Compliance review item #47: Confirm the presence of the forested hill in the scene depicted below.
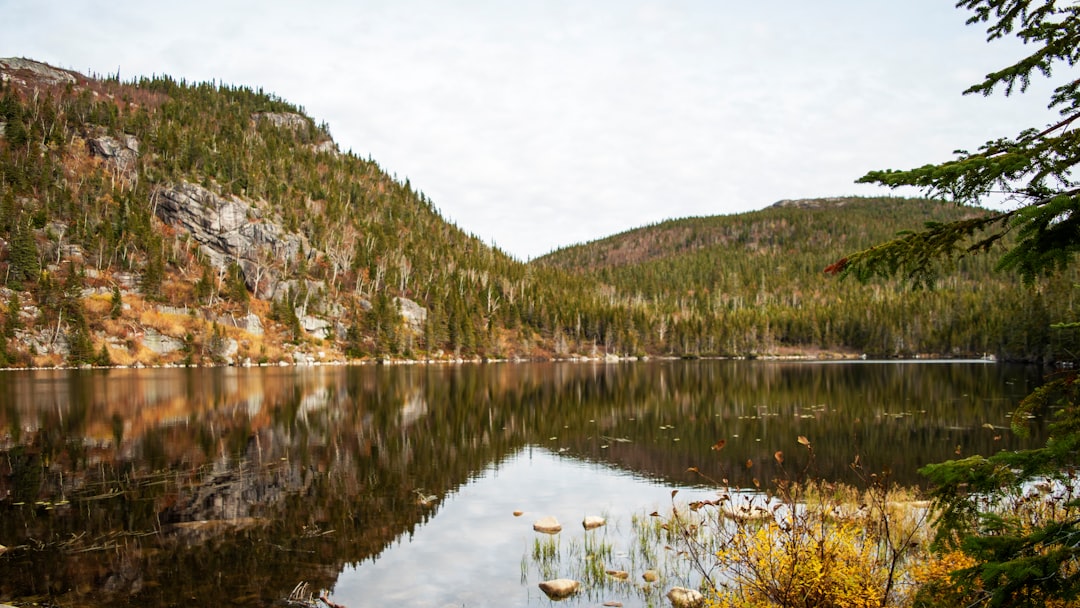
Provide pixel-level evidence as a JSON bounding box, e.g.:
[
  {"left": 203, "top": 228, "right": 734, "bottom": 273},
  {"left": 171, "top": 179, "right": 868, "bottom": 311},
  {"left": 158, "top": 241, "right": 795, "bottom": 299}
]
[
  {"left": 537, "top": 197, "right": 984, "bottom": 273},
  {"left": 535, "top": 197, "right": 1079, "bottom": 361},
  {"left": 0, "top": 57, "right": 575, "bottom": 366},
  {"left": 0, "top": 58, "right": 1073, "bottom": 366}
]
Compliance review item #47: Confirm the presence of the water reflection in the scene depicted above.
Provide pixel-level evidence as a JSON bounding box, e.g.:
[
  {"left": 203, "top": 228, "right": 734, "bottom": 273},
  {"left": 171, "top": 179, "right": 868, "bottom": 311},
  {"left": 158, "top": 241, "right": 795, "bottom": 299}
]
[{"left": 0, "top": 361, "right": 1047, "bottom": 606}]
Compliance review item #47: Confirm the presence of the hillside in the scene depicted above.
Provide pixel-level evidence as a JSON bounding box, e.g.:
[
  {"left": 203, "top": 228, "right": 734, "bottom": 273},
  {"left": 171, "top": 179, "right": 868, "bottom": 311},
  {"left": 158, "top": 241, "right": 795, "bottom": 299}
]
[
  {"left": 0, "top": 57, "right": 588, "bottom": 366},
  {"left": 0, "top": 57, "right": 1072, "bottom": 366},
  {"left": 536, "top": 197, "right": 1079, "bottom": 360}
]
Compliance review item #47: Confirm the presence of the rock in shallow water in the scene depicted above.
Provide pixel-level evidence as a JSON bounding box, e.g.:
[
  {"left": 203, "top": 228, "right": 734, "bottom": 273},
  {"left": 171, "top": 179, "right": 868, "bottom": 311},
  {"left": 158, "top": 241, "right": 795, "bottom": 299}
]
[
  {"left": 666, "top": 587, "right": 705, "bottom": 608},
  {"left": 538, "top": 578, "right": 580, "bottom": 599},
  {"left": 533, "top": 516, "right": 562, "bottom": 533},
  {"left": 582, "top": 515, "right": 606, "bottom": 529}
]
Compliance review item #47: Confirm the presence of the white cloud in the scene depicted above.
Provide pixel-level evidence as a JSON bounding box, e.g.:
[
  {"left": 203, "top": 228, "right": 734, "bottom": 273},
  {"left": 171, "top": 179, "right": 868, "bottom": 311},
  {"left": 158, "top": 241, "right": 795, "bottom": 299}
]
[{"left": 0, "top": 0, "right": 1058, "bottom": 259}]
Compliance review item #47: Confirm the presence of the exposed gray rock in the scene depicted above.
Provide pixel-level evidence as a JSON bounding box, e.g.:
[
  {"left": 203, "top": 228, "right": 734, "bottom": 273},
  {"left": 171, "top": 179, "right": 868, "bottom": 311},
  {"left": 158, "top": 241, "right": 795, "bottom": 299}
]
[
  {"left": 252, "top": 111, "right": 309, "bottom": 131},
  {"left": 15, "top": 328, "right": 69, "bottom": 357},
  {"left": 215, "top": 312, "right": 263, "bottom": 336},
  {"left": 142, "top": 329, "right": 185, "bottom": 355},
  {"left": 154, "top": 182, "right": 313, "bottom": 299},
  {"left": 0, "top": 57, "right": 77, "bottom": 85},
  {"left": 58, "top": 244, "right": 85, "bottom": 263},
  {"left": 211, "top": 337, "right": 239, "bottom": 364},
  {"left": 80, "top": 287, "right": 111, "bottom": 298},
  {"left": 273, "top": 279, "right": 327, "bottom": 305},
  {"left": 300, "top": 314, "right": 332, "bottom": 339},
  {"left": 158, "top": 305, "right": 190, "bottom": 317},
  {"left": 292, "top": 351, "right": 316, "bottom": 365},
  {"left": 310, "top": 140, "right": 338, "bottom": 155},
  {"left": 395, "top": 296, "right": 427, "bottom": 332},
  {"left": 771, "top": 197, "right": 849, "bottom": 209},
  {"left": 112, "top": 272, "right": 139, "bottom": 291},
  {"left": 240, "top": 312, "right": 264, "bottom": 335},
  {"left": 88, "top": 134, "right": 139, "bottom": 177}
]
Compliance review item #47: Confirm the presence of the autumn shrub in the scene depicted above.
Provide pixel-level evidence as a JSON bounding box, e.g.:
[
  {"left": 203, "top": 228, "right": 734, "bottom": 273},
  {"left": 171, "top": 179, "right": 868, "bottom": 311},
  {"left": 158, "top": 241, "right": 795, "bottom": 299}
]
[
  {"left": 667, "top": 438, "right": 934, "bottom": 608},
  {"left": 709, "top": 517, "right": 892, "bottom": 608},
  {"left": 908, "top": 547, "right": 979, "bottom": 608}
]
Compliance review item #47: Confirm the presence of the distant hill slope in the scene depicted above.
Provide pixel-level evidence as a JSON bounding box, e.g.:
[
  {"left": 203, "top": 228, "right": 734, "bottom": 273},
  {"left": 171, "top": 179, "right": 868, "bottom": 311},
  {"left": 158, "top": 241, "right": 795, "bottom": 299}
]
[
  {"left": 0, "top": 58, "right": 1073, "bottom": 365},
  {"left": 535, "top": 197, "right": 1077, "bottom": 360},
  {"left": 537, "top": 197, "right": 984, "bottom": 272}
]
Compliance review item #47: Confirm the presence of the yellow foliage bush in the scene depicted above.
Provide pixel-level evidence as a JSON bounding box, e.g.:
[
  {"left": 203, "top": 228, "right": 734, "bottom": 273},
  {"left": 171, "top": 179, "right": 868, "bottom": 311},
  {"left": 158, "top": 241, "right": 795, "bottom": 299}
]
[
  {"left": 907, "top": 549, "right": 978, "bottom": 608},
  {"left": 663, "top": 478, "right": 934, "bottom": 608},
  {"left": 708, "top": 518, "right": 898, "bottom": 608}
]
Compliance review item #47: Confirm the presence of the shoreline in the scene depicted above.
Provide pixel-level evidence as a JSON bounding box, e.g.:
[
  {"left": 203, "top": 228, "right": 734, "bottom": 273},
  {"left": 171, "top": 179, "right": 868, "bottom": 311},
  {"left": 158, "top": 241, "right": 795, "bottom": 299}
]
[{"left": 0, "top": 351, "right": 1003, "bottom": 373}]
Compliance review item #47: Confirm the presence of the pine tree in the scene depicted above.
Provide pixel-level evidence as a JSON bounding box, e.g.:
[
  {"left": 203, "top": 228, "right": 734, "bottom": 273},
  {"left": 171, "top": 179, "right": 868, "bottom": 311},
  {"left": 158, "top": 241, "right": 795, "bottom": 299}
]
[
  {"left": 833, "top": 2, "right": 1080, "bottom": 605},
  {"left": 7, "top": 217, "right": 39, "bottom": 289}
]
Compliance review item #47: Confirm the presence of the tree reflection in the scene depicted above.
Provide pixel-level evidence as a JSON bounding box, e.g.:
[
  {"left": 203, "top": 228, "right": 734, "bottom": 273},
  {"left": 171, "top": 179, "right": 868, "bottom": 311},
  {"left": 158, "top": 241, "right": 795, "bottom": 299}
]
[{"left": 0, "top": 361, "right": 1046, "bottom": 606}]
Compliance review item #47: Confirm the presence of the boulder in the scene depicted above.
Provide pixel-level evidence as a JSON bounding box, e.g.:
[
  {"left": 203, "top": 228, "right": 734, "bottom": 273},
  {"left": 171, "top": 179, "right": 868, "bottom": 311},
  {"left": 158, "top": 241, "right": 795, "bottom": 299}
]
[
  {"left": 215, "top": 312, "right": 264, "bottom": 336},
  {"left": 533, "top": 516, "right": 562, "bottom": 534},
  {"left": 211, "top": 337, "right": 239, "bottom": 364},
  {"left": 142, "top": 329, "right": 185, "bottom": 355},
  {"left": 583, "top": 515, "right": 606, "bottom": 530},
  {"left": 605, "top": 569, "right": 629, "bottom": 580},
  {"left": 300, "top": 314, "right": 332, "bottom": 339},
  {"left": 292, "top": 352, "right": 316, "bottom": 366},
  {"left": 311, "top": 140, "right": 338, "bottom": 155},
  {"left": 88, "top": 134, "right": 139, "bottom": 177},
  {"left": 395, "top": 296, "right": 428, "bottom": 332},
  {"left": 642, "top": 570, "right": 659, "bottom": 583},
  {"left": 666, "top": 587, "right": 705, "bottom": 608},
  {"left": 538, "top": 579, "right": 579, "bottom": 600}
]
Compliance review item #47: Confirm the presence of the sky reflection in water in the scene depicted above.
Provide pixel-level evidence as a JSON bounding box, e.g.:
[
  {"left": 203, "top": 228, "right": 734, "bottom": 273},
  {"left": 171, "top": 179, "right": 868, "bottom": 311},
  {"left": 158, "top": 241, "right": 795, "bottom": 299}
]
[
  {"left": 0, "top": 361, "right": 1048, "bottom": 607},
  {"left": 335, "top": 446, "right": 710, "bottom": 607}
]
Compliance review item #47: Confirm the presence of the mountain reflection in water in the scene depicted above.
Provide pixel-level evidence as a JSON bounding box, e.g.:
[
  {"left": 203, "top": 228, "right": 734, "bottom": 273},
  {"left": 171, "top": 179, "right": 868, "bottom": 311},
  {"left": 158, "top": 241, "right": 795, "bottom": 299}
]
[{"left": 0, "top": 360, "right": 1046, "bottom": 606}]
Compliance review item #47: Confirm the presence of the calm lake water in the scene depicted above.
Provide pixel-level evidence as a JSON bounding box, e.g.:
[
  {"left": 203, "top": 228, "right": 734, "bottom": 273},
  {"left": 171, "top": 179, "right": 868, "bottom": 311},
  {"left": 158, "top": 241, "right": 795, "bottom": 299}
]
[{"left": 0, "top": 360, "right": 1048, "bottom": 607}]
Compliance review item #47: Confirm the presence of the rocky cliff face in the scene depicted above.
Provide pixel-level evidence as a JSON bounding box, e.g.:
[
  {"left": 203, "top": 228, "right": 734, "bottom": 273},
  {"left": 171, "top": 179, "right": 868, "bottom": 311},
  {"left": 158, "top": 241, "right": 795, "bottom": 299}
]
[
  {"left": 154, "top": 182, "right": 314, "bottom": 300},
  {"left": 0, "top": 57, "right": 77, "bottom": 85},
  {"left": 0, "top": 57, "right": 538, "bottom": 368}
]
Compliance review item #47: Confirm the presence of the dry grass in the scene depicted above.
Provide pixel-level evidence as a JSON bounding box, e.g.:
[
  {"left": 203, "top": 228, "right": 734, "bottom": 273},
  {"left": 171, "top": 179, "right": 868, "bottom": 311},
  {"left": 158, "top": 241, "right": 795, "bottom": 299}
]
[{"left": 137, "top": 306, "right": 190, "bottom": 337}]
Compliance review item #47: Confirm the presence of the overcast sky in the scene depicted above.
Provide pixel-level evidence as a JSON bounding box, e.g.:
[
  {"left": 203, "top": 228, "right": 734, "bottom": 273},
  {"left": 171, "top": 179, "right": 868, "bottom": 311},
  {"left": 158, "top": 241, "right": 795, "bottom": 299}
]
[{"left": 0, "top": 1, "right": 1058, "bottom": 260}]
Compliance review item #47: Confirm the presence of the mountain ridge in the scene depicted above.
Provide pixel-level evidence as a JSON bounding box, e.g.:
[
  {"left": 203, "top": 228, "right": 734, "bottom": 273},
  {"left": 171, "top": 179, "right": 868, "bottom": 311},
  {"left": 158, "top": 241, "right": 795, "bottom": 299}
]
[{"left": 0, "top": 57, "right": 1072, "bottom": 366}]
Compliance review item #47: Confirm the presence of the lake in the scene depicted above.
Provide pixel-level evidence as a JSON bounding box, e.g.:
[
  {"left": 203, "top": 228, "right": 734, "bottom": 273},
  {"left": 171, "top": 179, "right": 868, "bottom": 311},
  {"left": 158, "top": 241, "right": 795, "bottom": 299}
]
[{"left": 0, "top": 360, "right": 1048, "bottom": 607}]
